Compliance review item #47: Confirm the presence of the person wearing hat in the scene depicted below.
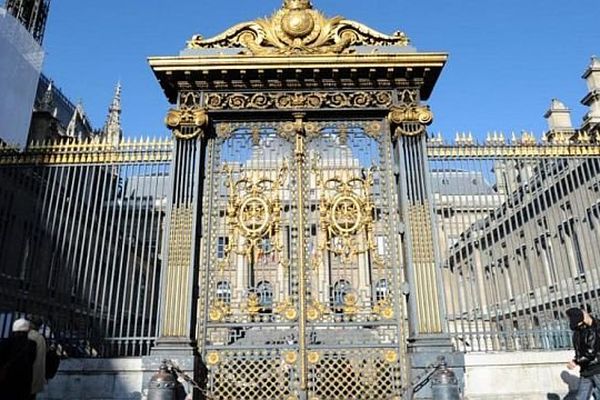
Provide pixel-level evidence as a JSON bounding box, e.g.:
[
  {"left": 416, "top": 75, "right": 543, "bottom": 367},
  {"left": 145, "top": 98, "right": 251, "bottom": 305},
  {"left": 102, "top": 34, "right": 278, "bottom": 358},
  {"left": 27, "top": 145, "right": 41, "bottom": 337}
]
[
  {"left": 566, "top": 307, "right": 600, "bottom": 399},
  {"left": 0, "top": 318, "right": 37, "bottom": 400}
]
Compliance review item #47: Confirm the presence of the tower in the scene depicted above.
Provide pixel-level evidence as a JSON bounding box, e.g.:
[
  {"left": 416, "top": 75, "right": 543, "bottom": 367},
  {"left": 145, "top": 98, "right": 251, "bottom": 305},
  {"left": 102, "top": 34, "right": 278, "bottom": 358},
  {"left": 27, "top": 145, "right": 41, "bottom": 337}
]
[
  {"left": 4, "top": 0, "right": 50, "bottom": 44},
  {"left": 101, "top": 82, "right": 122, "bottom": 146}
]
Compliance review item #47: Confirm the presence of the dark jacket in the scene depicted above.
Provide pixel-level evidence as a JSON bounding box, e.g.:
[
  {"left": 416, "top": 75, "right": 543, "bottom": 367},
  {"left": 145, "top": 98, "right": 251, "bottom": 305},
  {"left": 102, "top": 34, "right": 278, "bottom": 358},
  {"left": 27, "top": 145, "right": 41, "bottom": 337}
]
[
  {"left": 573, "top": 319, "right": 600, "bottom": 377},
  {"left": 0, "top": 333, "right": 37, "bottom": 400}
]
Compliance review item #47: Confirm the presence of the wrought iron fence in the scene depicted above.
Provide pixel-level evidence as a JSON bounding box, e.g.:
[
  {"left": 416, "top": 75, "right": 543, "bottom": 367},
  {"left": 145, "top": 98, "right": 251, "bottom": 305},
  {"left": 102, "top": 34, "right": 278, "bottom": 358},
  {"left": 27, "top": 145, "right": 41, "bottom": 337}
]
[
  {"left": 429, "top": 134, "right": 600, "bottom": 352},
  {"left": 3, "top": 132, "right": 600, "bottom": 357},
  {"left": 0, "top": 138, "right": 172, "bottom": 357}
]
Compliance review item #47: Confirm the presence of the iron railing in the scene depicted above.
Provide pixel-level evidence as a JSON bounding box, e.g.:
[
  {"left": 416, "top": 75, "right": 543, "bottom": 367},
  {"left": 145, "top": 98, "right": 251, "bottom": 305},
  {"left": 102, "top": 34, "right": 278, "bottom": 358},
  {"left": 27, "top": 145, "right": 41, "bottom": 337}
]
[
  {"left": 429, "top": 133, "right": 600, "bottom": 352},
  {"left": 2, "top": 133, "right": 600, "bottom": 356},
  {"left": 0, "top": 138, "right": 172, "bottom": 357}
]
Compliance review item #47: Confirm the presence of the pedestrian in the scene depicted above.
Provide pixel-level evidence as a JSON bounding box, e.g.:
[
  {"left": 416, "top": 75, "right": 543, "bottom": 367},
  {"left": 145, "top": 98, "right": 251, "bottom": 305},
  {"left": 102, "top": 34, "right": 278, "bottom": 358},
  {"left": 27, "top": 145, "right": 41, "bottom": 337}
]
[
  {"left": 27, "top": 317, "right": 47, "bottom": 399},
  {"left": 566, "top": 307, "right": 600, "bottom": 399},
  {"left": 0, "top": 318, "right": 37, "bottom": 400}
]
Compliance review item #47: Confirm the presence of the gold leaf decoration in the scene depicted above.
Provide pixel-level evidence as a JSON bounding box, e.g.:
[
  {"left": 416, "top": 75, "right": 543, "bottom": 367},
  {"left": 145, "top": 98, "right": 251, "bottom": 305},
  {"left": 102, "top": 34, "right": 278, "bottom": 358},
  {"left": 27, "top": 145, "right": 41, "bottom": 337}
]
[
  {"left": 383, "top": 350, "right": 398, "bottom": 364},
  {"left": 283, "top": 351, "right": 298, "bottom": 364},
  {"left": 165, "top": 92, "right": 209, "bottom": 140},
  {"left": 206, "top": 351, "right": 221, "bottom": 366},
  {"left": 187, "top": 1, "right": 409, "bottom": 55},
  {"left": 307, "top": 351, "right": 320, "bottom": 364},
  {"left": 388, "top": 104, "right": 433, "bottom": 138}
]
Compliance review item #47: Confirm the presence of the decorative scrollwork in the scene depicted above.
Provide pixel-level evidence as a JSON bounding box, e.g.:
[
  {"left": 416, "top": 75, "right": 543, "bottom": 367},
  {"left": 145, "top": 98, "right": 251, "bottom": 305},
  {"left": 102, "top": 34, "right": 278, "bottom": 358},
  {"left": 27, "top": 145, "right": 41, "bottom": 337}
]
[
  {"left": 306, "top": 298, "right": 329, "bottom": 321},
  {"left": 204, "top": 91, "right": 393, "bottom": 111},
  {"left": 364, "top": 121, "right": 382, "bottom": 138},
  {"left": 313, "top": 165, "right": 384, "bottom": 268},
  {"left": 373, "top": 297, "right": 394, "bottom": 319},
  {"left": 187, "top": 0, "right": 409, "bottom": 55},
  {"left": 165, "top": 92, "right": 209, "bottom": 140},
  {"left": 342, "top": 292, "right": 359, "bottom": 316},
  {"left": 388, "top": 103, "right": 433, "bottom": 138},
  {"left": 215, "top": 122, "right": 232, "bottom": 139},
  {"left": 209, "top": 299, "right": 231, "bottom": 322},
  {"left": 222, "top": 163, "right": 288, "bottom": 259},
  {"left": 274, "top": 297, "right": 298, "bottom": 321},
  {"left": 244, "top": 292, "right": 262, "bottom": 317}
]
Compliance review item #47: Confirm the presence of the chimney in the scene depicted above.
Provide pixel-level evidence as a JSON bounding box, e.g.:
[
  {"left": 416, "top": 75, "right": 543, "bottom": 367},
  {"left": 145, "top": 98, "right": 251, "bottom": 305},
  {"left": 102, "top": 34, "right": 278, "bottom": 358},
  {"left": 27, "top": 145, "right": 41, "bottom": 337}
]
[
  {"left": 582, "top": 56, "right": 600, "bottom": 129},
  {"left": 544, "top": 99, "right": 573, "bottom": 131}
]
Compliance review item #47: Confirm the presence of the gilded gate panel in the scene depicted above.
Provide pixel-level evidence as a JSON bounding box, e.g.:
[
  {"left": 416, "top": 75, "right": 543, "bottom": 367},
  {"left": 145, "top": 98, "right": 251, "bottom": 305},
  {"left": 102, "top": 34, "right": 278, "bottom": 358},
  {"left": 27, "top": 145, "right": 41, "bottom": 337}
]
[{"left": 198, "top": 121, "right": 406, "bottom": 399}]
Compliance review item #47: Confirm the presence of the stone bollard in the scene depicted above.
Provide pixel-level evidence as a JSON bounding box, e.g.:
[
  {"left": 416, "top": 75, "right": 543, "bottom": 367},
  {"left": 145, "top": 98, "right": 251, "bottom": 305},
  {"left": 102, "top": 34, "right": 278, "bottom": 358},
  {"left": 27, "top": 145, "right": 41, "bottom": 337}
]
[
  {"left": 431, "top": 357, "right": 460, "bottom": 400},
  {"left": 148, "top": 360, "right": 178, "bottom": 400}
]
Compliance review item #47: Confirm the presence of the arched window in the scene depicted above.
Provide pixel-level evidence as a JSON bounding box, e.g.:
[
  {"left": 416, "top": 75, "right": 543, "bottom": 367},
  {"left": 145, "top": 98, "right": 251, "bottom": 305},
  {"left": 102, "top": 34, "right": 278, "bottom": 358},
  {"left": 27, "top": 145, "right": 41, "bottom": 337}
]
[
  {"left": 216, "top": 281, "right": 231, "bottom": 304},
  {"left": 256, "top": 281, "right": 273, "bottom": 311},
  {"left": 331, "top": 279, "right": 352, "bottom": 311},
  {"left": 374, "top": 279, "right": 389, "bottom": 302}
]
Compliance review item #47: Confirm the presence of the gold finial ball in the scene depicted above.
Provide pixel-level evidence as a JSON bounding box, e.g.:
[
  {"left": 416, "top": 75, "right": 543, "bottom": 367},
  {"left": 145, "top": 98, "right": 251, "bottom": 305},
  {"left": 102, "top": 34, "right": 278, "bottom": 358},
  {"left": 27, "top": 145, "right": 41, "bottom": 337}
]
[
  {"left": 284, "top": 0, "right": 312, "bottom": 10},
  {"left": 282, "top": 9, "right": 315, "bottom": 38}
]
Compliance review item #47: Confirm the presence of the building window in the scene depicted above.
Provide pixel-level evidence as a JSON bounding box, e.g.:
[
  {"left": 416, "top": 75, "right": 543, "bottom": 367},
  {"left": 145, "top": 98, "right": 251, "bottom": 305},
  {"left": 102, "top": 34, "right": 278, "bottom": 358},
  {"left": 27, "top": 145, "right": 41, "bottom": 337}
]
[
  {"left": 331, "top": 279, "right": 352, "bottom": 312},
  {"left": 217, "top": 236, "right": 229, "bottom": 259},
  {"left": 374, "top": 279, "right": 389, "bottom": 302},
  {"left": 257, "top": 238, "right": 275, "bottom": 263},
  {"left": 261, "top": 238, "right": 272, "bottom": 253},
  {"left": 216, "top": 281, "right": 231, "bottom": 304},
  {"left": 516, "top": 246, "right": 535, "bottom": 293},
  {"left": 535, "top": 236, "right": 557, "bottom": 287},
  {"left": 376, "top": 236, "right": 385, "bottom": 256},
  {"left": 256, "top": 281, "right": 273, "bottom": 312},
  {"left": 559, "top": 220, "right": 585, "bottom": 276},
  {"left": 587, "top": 203, "right": 600, "bottom": 231},
  {"left": 498, "top": 257, "right": 513, "bottom": 300}
]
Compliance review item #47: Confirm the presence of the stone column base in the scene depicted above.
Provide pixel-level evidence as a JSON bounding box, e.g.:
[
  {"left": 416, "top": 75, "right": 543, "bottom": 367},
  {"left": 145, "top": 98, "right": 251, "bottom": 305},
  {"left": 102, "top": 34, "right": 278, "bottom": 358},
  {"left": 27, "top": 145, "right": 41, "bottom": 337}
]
[{"left": 407, "top": 334, "right": 464, "bottom": 399}]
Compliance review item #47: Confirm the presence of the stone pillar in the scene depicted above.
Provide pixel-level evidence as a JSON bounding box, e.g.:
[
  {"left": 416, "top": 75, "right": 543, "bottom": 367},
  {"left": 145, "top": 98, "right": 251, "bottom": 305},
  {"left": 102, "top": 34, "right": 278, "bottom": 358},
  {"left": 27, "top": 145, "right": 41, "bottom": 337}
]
[
  {"left": 153, "top": 91, "right": 208, "bottom": 355},
  {"left": 389, "top": 96, "right": 464, "bottom": 398},
  {"left": 144, "top": 92, "right": 208, "bottom": 399}
]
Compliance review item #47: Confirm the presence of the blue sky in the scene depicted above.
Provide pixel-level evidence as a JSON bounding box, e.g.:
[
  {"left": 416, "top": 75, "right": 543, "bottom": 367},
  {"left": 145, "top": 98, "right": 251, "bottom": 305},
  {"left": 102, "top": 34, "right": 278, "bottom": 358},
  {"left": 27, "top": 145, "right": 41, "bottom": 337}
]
[{"left": 40, "top": 0, "right": 600, "bottom": 140}]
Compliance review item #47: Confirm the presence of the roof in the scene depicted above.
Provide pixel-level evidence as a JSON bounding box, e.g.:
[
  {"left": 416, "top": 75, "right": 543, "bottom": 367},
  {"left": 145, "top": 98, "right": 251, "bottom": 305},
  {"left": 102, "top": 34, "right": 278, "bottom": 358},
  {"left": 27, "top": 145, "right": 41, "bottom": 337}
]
[{"left": 430, "top": 170, "right": 496, "bottom": 195}]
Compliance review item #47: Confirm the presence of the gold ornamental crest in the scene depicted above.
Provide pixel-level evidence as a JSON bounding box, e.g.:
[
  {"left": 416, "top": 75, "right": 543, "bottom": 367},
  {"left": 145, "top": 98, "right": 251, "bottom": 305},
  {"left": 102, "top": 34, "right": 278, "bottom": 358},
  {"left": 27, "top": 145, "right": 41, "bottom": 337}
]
[
  {"left": 220, "top": 164, "right": 288, "bottom": 263},
  {"left": 312, "top": 165, "right": 384, "bottom": 268},
  {"left": 330, "top": 193, "right": 365, "bottom": 236},
  {"left": 237, "top": 195, "right": 271, "bottom": 238},
  {"left": 187, "top": 0, "right": 409, "bottom": 55}
]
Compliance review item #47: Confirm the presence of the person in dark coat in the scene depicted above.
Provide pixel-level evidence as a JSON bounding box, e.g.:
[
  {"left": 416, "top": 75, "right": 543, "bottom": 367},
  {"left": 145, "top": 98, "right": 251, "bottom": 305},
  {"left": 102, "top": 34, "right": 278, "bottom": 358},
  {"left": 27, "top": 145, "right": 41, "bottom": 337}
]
[
  {"left": 27, "top": 317, "right": 46, "bottom": 399},
  {"left": 566, "top": 307, "right": 600, "bottom": 400},
  {"left": 0, "top": 318, "right": 38, "bottom": 400}
]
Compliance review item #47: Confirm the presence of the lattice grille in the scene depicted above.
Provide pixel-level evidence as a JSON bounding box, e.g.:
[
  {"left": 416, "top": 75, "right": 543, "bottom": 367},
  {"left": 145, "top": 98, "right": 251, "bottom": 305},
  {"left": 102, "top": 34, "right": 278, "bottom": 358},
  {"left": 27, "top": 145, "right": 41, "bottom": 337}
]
[
  {"left": 308, "top": 350, "right": 402, "bottom": 400},
  {"left": 208, "top": 350, "right": 297, "bottom": 400}
]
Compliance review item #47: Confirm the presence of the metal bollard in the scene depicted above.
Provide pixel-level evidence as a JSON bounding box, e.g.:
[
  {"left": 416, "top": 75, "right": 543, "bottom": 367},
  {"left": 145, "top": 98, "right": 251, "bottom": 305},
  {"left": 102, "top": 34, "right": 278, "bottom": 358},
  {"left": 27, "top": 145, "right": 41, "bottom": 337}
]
[
  {"left": 431, "top": 357, "right": 460, "bottom": 400},
  {"left": 148, "top": 360, "right": 178, "bottom": 400}
]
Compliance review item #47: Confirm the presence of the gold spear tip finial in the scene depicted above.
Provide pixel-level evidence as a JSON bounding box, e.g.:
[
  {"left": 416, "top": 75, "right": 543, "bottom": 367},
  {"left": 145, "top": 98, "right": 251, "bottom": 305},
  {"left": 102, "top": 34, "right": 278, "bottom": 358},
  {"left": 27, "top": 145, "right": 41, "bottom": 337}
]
[{"left": 283, "top": 0, "right": 312, "bottom": 10}]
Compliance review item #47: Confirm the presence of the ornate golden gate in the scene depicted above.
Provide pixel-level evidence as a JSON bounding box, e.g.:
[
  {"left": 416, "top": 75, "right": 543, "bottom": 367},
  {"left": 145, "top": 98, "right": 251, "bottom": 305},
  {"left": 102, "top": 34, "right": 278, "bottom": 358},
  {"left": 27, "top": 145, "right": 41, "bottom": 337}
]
[
  {"left": 197, "top": 119, "right": 405, "bottom": 399},
  {"left": 150, "top": 1, "right": 449, "bottom": 398}
]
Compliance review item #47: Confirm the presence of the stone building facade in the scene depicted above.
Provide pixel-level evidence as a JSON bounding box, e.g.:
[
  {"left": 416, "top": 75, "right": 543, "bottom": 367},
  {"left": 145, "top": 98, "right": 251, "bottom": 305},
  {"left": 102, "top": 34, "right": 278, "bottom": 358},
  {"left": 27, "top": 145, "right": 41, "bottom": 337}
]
[{"left": 433, "top": 57, "right": 600, "bottom": 353}]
